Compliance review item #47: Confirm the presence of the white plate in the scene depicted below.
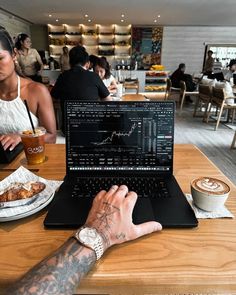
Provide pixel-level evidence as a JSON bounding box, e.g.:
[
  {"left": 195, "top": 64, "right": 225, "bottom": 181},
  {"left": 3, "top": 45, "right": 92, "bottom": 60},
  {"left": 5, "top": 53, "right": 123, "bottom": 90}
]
[{"left": 0, "top": 192, "right": 54, "bottom": 222}]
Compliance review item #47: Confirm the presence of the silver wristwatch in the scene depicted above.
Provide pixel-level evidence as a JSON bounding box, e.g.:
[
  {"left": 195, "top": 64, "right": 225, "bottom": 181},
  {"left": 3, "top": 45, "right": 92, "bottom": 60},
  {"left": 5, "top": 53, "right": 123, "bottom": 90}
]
[{"left": 73, "top": 226, "right": 104, "bottom": 260}]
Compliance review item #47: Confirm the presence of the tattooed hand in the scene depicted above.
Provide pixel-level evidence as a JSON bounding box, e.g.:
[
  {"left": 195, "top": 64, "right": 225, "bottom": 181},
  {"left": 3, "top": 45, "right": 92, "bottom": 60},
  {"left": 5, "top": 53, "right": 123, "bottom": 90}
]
[
  {"left": 8, "top": 185, "right": 162, "bottom": 295},
  {"left": 85, "top": 185, "right": 162, "bottom": 251}
]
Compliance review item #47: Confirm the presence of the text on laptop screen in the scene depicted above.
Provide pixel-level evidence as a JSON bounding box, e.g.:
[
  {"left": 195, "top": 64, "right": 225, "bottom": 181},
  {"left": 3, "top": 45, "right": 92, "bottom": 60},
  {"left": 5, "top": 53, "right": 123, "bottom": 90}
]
[{"left": 66, "top": 101, "right": 174, "bottom": 172}]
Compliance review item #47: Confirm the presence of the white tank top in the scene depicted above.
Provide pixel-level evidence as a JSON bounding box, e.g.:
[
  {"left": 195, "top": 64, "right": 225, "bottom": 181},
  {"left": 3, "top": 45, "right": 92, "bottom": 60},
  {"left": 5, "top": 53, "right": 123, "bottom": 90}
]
[{"left": 0, "top": 76, "right": 39, "bottom": 134}]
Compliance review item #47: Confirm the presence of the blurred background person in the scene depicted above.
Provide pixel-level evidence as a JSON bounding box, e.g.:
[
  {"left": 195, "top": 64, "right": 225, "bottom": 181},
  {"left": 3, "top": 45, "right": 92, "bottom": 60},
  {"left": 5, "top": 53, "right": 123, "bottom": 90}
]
[
  {"left": 94, "top": 57, "right": 118, "bottom": 94},
  {"left": 0, "top": 29, "right": 56, "bottom": 151},
  {"left": 224, "top": 59, "right": 236, "bottom": 81},
  {"left": 203, "top": 50, "right": 214, "bottom": 75},
  {"left": 51, "top": 46, "right": 111, "bottom": 134},
  {"left": 170, "top": 63, "right": 197, "bottom": 91},
  {"left": 59, "top": 46, "right": 70, "bottom": 72},
  {"left": 89, "top": 54, "right": 99, "bottom": 71},
  {"left": 15, "top": 33, "right": 43, "bottom": 83}
]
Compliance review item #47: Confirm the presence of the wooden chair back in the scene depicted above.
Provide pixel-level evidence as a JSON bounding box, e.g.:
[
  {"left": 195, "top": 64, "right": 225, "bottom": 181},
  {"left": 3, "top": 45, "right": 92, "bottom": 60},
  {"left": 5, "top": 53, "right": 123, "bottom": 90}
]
[
  {"left": 198, "top": 84, "right": 212, "bottom": 101},
  {"left": 165, "top": 78, "right": 172, "bottom": 100},
  {"left": 212, "top": 87, "right": 226, "bottom": 104}
]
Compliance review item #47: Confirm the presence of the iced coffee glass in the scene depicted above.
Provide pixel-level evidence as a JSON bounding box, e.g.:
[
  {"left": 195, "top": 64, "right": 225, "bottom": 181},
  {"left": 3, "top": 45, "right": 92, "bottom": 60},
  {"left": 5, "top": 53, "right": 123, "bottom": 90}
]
[{"left": 20, "top": 127, "right": 46, "bottom": 164}]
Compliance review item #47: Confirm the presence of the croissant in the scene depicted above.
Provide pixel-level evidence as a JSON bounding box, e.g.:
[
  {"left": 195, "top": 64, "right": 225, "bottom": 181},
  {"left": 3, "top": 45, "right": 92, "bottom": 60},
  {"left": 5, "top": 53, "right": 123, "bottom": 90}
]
[{"left": 0, "top": 182, "right": 46, "bottom": 202}]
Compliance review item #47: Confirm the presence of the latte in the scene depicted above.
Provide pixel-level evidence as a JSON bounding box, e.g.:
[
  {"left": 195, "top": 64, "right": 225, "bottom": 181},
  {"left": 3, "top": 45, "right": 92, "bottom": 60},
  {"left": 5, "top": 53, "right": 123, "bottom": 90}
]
[
  {"left": 192, "top": 177, "right": 230, "bottom": 195},
  {"left": 191, "top": 177, "right": 230, "bottom": 212}
]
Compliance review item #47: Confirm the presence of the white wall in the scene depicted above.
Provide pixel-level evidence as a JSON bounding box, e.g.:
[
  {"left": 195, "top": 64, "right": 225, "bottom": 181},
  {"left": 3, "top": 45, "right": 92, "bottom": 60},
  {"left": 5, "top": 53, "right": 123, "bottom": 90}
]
[
  {"left": 161, "top": 26, "right": 236, "bottom": 74},
  {"left": 0, "top": 10, "right": 30, "bottom": 39}
]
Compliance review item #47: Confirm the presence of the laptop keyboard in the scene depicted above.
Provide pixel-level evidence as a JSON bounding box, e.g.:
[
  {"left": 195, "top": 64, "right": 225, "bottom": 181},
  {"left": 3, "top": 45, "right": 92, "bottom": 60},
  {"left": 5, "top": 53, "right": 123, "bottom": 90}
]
[{"left": 71, "top": 177, "right": 170, "bottom": 198}]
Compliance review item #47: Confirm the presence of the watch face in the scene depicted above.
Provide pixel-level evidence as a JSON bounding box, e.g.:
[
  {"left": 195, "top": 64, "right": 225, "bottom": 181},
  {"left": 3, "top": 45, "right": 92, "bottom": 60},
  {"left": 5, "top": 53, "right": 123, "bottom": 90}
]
[{"left": 79, "top": 228, "right": 98, "bottom": 245}]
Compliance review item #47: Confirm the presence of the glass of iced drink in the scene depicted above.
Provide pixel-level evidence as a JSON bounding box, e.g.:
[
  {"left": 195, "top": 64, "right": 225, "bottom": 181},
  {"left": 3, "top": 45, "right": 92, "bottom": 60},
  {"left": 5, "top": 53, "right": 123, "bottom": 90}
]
[{"left": 20, "top": 127, "right": 46, "bottom": 164}]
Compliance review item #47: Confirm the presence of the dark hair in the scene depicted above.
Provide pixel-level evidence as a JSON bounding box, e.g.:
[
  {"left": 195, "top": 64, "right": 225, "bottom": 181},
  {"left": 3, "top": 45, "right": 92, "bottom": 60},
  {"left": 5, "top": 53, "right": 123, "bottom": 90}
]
[
  {"left": 15, "top": 33, "right": 30, "bottom": 50},
  {"left": 228, "top": 59, "right": 236, "bottom": 68},
  {"left": 208, "top": 50, "right": 213, "bottom": 55},
  {"left": 0, "top": 28, "right": 14, "bottom": 55},
  {"left": 95, "top": 57, "right": 111, "bottom": 79},
  {"left": 89, "top": 54, "right": 99, "bottom": 65},
  {"left": 178, "top": 63, "right": 186, "bottom": 70},
  {"left": 69, "top": 45, "right": 89, "bottom": 67}
]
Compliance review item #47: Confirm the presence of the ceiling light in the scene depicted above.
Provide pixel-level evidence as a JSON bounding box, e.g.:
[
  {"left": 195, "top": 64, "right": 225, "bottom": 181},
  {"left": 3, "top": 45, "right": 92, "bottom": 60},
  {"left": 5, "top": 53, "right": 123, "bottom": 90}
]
[
  {"left": 88, "top": 19, "right": 91, "bottom": 22},
  {"left": 154, "top": 19, "right": 157, "bottom": 23},
  {"left": 158, "top": 15, "right": 161, "bottom": 18},
  {"left": 121, "top": 14, "right": 125, "bottom": 18},
  {"left": 56, "top": 19, "right": 59, "bottom": 22},
  {"left": 121, "top": 19, "right": 124, "bottom": 22},
  {"left": 49, "top": 14, "right": 52, "bottom": 17},
  {"left": 85, "top": 14, "right": 88, "bottom": 17}
]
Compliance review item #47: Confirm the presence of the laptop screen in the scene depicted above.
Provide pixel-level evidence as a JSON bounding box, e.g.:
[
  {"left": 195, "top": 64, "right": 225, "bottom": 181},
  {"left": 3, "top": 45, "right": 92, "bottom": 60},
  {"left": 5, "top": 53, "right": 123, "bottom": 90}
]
[{"left": 65, "top": 101, "right": 174, "bottom": 173}]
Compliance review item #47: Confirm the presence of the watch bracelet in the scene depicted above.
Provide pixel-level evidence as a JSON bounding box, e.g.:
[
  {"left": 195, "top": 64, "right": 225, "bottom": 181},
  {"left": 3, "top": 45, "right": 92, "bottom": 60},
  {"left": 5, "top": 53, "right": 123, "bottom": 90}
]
[{"left": 72, "top": 227, "right": 104, "bottom": 260}]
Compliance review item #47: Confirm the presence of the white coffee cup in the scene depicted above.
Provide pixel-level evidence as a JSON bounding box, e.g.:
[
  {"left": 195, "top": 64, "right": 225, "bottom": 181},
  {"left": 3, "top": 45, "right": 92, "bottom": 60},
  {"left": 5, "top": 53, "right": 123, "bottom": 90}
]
[
  {"left": 191, "top": 177, "right": 230, "bottom": 212},
  {"left": 116, "top": 83, "right": 124, "bottom": 98}
]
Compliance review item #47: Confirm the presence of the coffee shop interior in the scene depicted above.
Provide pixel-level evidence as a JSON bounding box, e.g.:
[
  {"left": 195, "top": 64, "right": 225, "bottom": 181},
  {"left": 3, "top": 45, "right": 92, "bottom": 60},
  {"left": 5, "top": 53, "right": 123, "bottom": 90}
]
[{"left": 1, "top": 0, "right": 236, "bottom": 294}]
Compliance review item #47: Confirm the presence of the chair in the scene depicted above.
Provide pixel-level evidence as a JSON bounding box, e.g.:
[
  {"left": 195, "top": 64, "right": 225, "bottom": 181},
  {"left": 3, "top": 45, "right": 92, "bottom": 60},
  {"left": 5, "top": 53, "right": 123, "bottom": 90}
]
[
  {"left": 179, "top": 81, "right": 199, "bottom": 113},
  {"left": 206, "top": 86, "right": 236, "bottom": 130},
  {"left": 123, "top": 79, "right": 139, "bottom": 94},
  {"left": 165, "top": 78, "right": 180, "bottom": 102},
  {"left": 231, "top": 131, "right": 236, "bottom": 149},
  {"left": 165, "top": 78, "right": 171, "bottom": 100},
  {"left": 193, "top": 84, "right": 212, "bottom": 119}
]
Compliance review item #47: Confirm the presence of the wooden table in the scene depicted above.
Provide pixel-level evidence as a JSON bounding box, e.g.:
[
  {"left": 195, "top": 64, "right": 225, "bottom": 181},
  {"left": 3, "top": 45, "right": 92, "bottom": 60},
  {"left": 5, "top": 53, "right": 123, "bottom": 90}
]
[
  {"left": 121, "top": 94, "right": 148, "bottom": 101},
  {"left": 1, "top": 144, "right": 236, "bottom": 294}
]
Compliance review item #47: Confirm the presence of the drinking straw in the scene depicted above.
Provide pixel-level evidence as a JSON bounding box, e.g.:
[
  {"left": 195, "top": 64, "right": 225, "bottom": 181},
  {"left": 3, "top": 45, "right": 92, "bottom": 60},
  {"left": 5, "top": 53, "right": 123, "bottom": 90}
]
[{"left": 24, "top": 100, "right": 36, "bottom": 134}]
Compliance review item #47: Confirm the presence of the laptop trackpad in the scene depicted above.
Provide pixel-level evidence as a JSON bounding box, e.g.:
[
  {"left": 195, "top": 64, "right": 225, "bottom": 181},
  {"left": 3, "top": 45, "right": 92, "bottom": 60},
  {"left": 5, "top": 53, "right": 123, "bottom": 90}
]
[{"left": 132, "top": 198, "right": 155, "bottom": 225}]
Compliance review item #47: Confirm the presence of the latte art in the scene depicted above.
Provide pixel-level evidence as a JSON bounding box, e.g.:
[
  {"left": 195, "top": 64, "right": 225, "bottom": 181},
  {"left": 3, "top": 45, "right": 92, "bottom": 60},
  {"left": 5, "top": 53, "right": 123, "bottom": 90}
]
[{"left": 192, "top": 177, "right": 230, "bottom": 195}]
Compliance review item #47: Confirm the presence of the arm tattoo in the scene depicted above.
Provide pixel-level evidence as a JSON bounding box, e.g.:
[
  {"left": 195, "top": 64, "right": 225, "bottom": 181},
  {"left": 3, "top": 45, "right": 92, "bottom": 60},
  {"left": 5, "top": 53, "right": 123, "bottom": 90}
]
[{"left": 7, "top": 239, "right": 96, "bottom": 295}]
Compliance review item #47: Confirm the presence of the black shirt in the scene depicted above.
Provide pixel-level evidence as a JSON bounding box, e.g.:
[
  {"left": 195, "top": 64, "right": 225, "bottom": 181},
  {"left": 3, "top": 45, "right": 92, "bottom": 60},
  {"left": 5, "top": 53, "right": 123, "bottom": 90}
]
[
  {"left": 51, "top": 65, "right": 110, "bottom": 101},
  {"left": 51, "top": 65, "right": 110, "bottom": 133}
]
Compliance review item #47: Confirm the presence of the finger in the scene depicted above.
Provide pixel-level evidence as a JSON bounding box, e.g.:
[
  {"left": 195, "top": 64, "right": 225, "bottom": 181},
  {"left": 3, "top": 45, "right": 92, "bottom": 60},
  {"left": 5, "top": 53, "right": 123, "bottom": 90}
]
[
  {"left": 9, "top": 141, "right": 17, "bottom": 151},
  {"left": 124, "top": 191, "right": 138, "bottom": 212},
  {"left": 2, "top": 138, "right": 12, "bottom": 151},
  {"left": 113, "top": 185, "right": 129, "bottom": 200},
  {"left": 105, "top": 185, "right": 119, "bottom": 198},
  {"left": 134, "top": 221, "right": 162, "bottom": 239},
  {"left": 93, "top": 189, "right": 107, "bottom": 202}
]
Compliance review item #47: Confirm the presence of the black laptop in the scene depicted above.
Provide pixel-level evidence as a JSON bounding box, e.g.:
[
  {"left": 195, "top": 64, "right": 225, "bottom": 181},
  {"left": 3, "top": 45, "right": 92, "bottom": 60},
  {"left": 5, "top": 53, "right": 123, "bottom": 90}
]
[
  {"left": 0, "top": 142, "right": 24, "bottom": 164},
  {"left": 208, "top": 72, "right": 225, "bottom": 81},
  {"left": 44, "top": 101, "right": 198, "bottom": 228}
]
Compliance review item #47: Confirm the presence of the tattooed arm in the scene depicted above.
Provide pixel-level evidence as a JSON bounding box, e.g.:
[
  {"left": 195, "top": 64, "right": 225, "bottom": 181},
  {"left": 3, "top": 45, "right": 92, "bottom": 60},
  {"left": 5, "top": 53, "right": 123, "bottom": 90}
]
[{"left": 8, "top": 185, "right": 162, "bottom": 295}]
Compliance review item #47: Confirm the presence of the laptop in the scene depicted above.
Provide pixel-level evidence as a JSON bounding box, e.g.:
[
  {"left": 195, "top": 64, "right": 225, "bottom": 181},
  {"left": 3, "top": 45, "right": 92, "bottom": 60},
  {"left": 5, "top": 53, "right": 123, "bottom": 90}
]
[
  {"left": 208, "top": 72, "right": 225, "bottom": 81},
  {"left": 44, "top": 101, "right": 198, "bottom": 228},
  {"left": 0, "top": 142, "right": 24, "bottom": 164}
]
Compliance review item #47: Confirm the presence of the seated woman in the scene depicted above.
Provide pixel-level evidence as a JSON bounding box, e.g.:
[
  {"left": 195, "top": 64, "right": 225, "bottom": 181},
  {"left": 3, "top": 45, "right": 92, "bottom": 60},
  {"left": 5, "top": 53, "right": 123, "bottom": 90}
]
[
  {"left": 0, "top": 29, "right": 56, "bottom": 151},
  {"left": 94, "top": 57, "right": 118, "bottom": 94}
]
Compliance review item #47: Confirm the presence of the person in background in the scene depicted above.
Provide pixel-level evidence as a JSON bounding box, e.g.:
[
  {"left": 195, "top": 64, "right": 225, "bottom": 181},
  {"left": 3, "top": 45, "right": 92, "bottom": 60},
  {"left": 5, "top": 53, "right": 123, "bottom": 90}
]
[
  {"left": 7, "top": 185, "right": 162, "bottom": 294},
  {"left": 203, "top": 50, "right": 214, "bottom": 75},
  {"left": 89, "top": 54, "right": 99, "bottom": 71},
  {"left": 59, "top": 46, "right": 70, "bottom": 72},
  {"left": 94, "top": 57, "right": 118, "bottom": 94},
  {"left": 170, "top": 63, "right": 197, "bottom": 91},
  {"left": 51, "top": 45, "right": 112, "bottom": 134},
  {"left": 0, "top": 29, "right": 56, "bottom": 150},
  {"left": 224, "top": 59, "right": 236, "bottom": 81},
  {"left": 14, "top": 33, "right": 44, "bottom": 83}
]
